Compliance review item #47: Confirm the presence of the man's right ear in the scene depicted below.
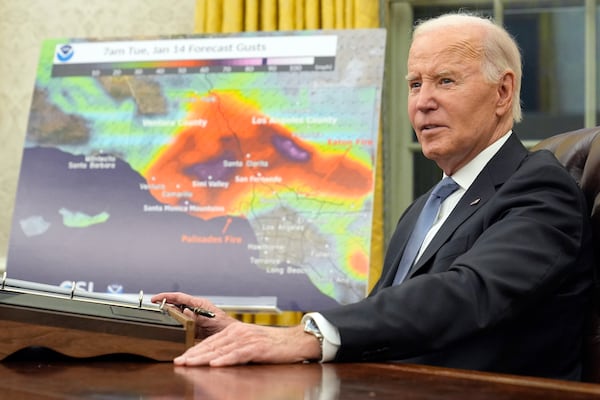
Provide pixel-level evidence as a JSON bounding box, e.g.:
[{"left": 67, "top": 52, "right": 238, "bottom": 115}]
[{"left": 495, "top": 70, "right": 515, "bottom": 118}]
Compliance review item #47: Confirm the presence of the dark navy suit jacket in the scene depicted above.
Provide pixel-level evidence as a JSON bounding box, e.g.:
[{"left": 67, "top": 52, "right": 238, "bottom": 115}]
[{"left": 321, "top": 133, "right": 594, "bottom": 381}]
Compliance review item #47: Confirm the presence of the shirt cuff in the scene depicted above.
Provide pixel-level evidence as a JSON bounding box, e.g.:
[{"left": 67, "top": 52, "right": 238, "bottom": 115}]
[{"left": 302, "top": 312, "right": 341, "bottom": 362}]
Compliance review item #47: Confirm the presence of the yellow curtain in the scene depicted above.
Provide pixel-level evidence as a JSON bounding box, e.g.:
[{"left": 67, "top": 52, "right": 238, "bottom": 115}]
[{"left": 194, "top": 0, "right": 382, "bottom": 326}]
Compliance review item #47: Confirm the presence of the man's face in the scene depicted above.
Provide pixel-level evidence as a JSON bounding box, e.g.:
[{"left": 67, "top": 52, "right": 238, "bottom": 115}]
[{"left": 406, "top": 27, "right": 506, "bottom": 175}]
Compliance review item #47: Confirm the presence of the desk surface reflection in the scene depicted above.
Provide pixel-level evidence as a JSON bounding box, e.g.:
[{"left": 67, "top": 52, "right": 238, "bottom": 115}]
[{"left": 2, "top": 353, "right": 600, "bottom": 399}]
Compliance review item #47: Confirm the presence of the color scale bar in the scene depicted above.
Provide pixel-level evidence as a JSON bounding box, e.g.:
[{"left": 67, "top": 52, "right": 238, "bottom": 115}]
[{"left": 51, "top": 57, "right": 334, "bottom": 77}]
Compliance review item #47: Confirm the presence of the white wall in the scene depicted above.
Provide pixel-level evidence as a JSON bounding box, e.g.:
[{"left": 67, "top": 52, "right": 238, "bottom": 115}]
[{"left": 0, "top": 0, "right": 196, "bottom": 270}]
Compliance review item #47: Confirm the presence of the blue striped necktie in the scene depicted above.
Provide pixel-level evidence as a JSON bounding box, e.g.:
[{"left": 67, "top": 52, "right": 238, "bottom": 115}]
[{"left": 393, "top": 177, "right": 459, "bottom": 285}]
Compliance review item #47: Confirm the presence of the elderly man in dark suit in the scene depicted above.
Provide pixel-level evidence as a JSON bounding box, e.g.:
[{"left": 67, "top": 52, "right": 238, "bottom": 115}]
[{"left": 153, "top": 12, "right": 593, "bottom": 381}]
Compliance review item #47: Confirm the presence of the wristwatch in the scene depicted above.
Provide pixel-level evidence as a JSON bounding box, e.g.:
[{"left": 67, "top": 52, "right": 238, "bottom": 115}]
[{"left": 303, "top": 317, "right": 324, "bottom": 361}]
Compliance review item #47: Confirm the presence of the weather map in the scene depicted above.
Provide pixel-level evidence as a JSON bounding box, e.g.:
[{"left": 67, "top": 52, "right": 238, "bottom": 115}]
[{"left": 7, "top": 30, "right": 386, "bottom": 311}]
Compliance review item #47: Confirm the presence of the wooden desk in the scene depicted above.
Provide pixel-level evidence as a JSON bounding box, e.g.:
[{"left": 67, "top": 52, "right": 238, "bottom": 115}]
[{"left": 2, "top": 352, "right": 600, "bottom": 399}]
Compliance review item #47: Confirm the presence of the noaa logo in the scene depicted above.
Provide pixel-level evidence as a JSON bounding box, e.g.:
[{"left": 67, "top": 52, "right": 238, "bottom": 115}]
[
  {"left": 56, "top": 44, "right": 74, "bottom": 62},
  {"left": 107, "top": 283, "right": 124, "bottom": 294}
]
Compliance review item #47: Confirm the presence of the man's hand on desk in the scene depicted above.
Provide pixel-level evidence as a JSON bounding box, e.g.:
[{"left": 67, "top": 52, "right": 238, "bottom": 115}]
[
  {"left": 151, "top": 291, "right": 322, "bottom": 366},
  {"left": 174, "top": 320, "right": 320, "bottom": 366}
]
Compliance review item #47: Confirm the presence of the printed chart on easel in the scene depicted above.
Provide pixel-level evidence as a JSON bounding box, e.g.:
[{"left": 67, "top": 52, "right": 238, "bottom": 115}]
[{"left": 6, "top": 29, "right": 386, "bottom": 312}]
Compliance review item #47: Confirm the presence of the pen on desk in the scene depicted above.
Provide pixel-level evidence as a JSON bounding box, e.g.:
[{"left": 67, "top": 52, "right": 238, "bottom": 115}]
[{"left": 178, "top": 304, "right": 216, "bottom": 318}]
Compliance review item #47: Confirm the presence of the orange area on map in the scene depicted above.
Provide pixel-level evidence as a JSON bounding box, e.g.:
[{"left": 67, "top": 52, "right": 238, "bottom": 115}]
[
  {"left": 145, "top": 90, "right": 373, "bottom": 219},
  {"left": 349, "top": 249, "right": 369, "bottom": 277}
]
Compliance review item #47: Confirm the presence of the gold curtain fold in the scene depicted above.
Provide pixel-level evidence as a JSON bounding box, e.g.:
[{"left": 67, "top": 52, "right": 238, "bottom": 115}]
[
  {"left": 222, "top": 0, "right": 244, "bottom": 32},
  {"left": 195, "top": 0, "right": 381, "bottom": 42},
  {"left": 194, "top": 0, "right": 382, "bottom": 326}
]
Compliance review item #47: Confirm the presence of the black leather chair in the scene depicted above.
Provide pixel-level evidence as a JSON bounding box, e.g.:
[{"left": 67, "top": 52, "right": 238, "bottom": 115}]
[{"left": 532, "top": 126, "right": 600, "bottom": 383}]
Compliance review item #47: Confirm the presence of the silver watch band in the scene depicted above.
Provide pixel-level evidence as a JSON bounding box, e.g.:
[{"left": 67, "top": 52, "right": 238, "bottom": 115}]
[{"left": 303, "top": 317, "right": 324, "bottom": 361}]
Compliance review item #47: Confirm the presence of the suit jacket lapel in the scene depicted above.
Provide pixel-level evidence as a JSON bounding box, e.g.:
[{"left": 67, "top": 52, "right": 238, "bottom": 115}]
[
  {"left": 406, "top": 176, "right": 494, "bottom": 278},
  {"left": 374, "top": 194, "right": 429, "bottom": 289}
]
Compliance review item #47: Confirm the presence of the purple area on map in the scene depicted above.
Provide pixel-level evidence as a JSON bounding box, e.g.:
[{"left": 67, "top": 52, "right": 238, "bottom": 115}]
[
  {"left": 271, "top": 134, "right": 310, "bottom": 162},
  {"left": 184, "top": 151, "right": 238, "bottom": 181}
]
